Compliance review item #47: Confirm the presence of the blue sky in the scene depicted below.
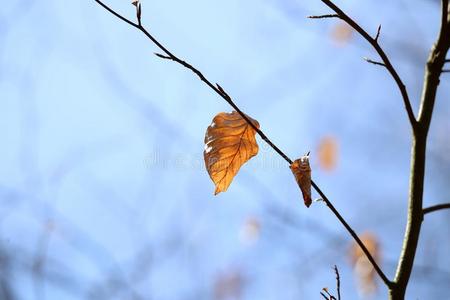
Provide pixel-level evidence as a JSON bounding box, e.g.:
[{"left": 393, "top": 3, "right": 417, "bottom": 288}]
[{"left": 0, "top": 0, "right": 449, "bottom": 299}]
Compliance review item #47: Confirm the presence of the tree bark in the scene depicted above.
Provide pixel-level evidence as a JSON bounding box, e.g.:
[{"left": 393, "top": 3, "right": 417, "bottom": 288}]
[{"left": 389, "top": 134, "right": 426, "bottom": 300}]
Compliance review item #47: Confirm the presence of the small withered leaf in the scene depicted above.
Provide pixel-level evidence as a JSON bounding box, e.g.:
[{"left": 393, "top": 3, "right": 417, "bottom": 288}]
[
  {"left": 204, "top": 111, "right": 259, "bottom": 195},
  {"left": 290, "top": 154, "right": 312, "bottom": 207}
]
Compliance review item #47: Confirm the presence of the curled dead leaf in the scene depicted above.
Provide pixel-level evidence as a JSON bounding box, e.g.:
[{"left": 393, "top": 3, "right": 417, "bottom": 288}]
[
  {"left": 204, "top": 111, "right": 260, "bottom": 195},
  {"left": 290, "top": 154, "right": 312, "bottom": 207}
]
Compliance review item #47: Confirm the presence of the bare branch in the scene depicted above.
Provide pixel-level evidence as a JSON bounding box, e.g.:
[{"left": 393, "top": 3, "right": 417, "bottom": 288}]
[
  {"left": 308, "top": 14, "right": 340, "bottom": 19},
  {"left": 93, "top": 0, "right": 292, "bottom": 163},
  {"left": 215, "top": 83, "right": 230, "bottom": 98},
  {"left": 321, "top": 288, "right": 336, "bottom": 300},
  {"left": 334, "top": 265, "right": 341, "bottom": 300},
  {"left": 393, "top": 0, "right": 450, "bottom": 296},
  {"left": 423, "top": 203, "right": 450, "bottom": 215},
  {"left": 375, "top": 24, "right": 382, "bottom": 42},
  {"left": 441, "top": 0, "right": 449, "bottom": 34},
  {"left": 154, "top": 52, "right": 171, "bottom": 60},
  {"left": 94, "top": 0, "right": 139, "bottom": 28},
  {"left": 136, "top": 2, "right": 142, "bottom": 26},
  {"left": 313, "top": 181, "right": 392, "bottom": 287},
  {"left": 417, "top": 0, "right": 450, "bottom": 128},
  {"left": 364, "top": 57, "right": 386, "bottom": 67},
  {"left": 318, "top": 0, "right": 417, "bottom": 129},
  {"left": 94, "top": 0, "right": 391, "bottom": 287}
]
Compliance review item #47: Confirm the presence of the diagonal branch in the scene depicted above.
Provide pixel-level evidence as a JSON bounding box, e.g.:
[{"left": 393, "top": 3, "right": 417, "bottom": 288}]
[
  {"left": 312, "top": 181, "right": 391, "bottom": 286},
  {"left": 316, "top": 0, "right": 418, "bottom": 129},
  {"left": 423, "top": 203, "right": 450, "bottom": 215},
  {"left": 93, "top": 0, "right": 391, "bottom": 287},
  {"left": 94, "top": 0, "right": 292, "bottom": 163},
  {"left": 94, "top": 0, "right": 139, "bottom": 29}
]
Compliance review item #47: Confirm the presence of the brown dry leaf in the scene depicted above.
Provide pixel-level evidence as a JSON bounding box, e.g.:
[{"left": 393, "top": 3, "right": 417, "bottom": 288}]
[
  {"left": 317, "top": 136, "right": 339, "bottom": 171},
  {"left": 350, "top": 232, "right": 380, "bottom": 295},
  {"left": 290, "top": 154, "right": 312, "bottom": 207},
  {"left": 204, "top": 111, "right": 260, "bottom": 195}
]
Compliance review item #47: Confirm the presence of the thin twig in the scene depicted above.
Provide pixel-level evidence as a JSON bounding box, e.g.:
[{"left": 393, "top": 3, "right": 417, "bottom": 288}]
[
  {"left": 154, "top": 52, "right": 171, "bottom": 60},
  {"left": 334, "top": 265, "right": 341, "bottom": 300},
  {"left": 322, "top": 288, "right": 336, "bottom": 300},
  {"left": 375, "top": 24, "right": 382, "bottom": 42},
  {"left": 144, "top": 25, "right": 292, "bottom": 164},
  {"left": 423, "top": 203, "right": 450, "bottom": 215},
  {"left": 136, "top": 3, "right": 142, "bottom": 27},
  {"left": 318, "top": 0, "right": 417, "bottom": 129},
  {"left": 308, "top": 14, "right": 340, "bottom": 19},
  {"left": 94, "top": 0, "right": 139, "bottom": 29},
  {"left": 312, "top": 181, "right": 392, "bottom": 287},
  {"left": 364, "top": 57, "right": 386, "bottom": 67},
  {"left": 442, "top": 69, "right": 450, "bottom": 73},
  {"left": 94, "top": 0, "right": 294, "bottom": 167},
  {"left": 321, "top": 292, "right": 330, "bottom": 300},
  {"left": 93, "top": 0, "right": 391, "bottom": 287}
]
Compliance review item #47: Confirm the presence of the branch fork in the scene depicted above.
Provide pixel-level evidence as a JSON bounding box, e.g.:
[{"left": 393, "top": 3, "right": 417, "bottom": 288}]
[{"left": 314, "top": 0, "right": 418, "bottom": 129}]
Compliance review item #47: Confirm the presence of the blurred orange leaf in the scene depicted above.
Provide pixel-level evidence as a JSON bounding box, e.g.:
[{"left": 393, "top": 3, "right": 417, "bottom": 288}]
[
  {"left": 350, "top": 232, "right": 380, "bottom": 295},
  {"left": 290, "top": 154, "right": 312, "bottom": 207},
  {"left": 239, "top": 216, "right": 261, "bottom": 245},
  {"left": 331, "top": 22, "right": 353, "bottom": 46},
  {"left": 317, "top": 136, "right": 339, "bottom": 171},
  {"left": 214, "top": 269, "right": 244, "bottom": 300},
  {"left": 204, "top": 111, "right": 260, "bottom": 195}
]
